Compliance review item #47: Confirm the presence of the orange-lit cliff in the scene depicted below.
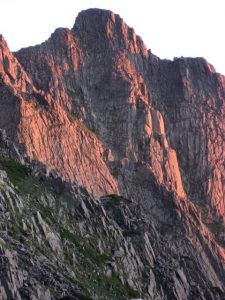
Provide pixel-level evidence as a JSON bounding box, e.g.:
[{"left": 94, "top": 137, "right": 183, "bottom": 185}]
[{"left": 0, "top": 9, "right": 224, "bottom": 300}]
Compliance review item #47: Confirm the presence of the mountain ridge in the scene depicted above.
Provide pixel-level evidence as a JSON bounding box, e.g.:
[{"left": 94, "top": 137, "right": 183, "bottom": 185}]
[{"left": 0, "top": 8, "right": 224, "bottom": 300}]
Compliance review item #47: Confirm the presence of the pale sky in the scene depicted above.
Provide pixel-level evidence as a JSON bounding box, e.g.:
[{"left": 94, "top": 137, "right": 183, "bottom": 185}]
[{"left": 1, "top": 0, "right": 225, "bottom": 75}]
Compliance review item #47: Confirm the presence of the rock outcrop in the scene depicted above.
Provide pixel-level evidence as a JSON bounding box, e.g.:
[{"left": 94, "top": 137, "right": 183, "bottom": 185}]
[
  {"left": 0, "top": 34, "right": 119, "bottom": 197},
  {"left": 0, "top": 8, "right": 224, "bottom": 300}
]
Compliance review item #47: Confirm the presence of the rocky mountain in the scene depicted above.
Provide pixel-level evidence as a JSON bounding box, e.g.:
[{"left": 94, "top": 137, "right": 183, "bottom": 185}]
[{"left": 0, "top": 8, "right": 224, "bottom": 300}]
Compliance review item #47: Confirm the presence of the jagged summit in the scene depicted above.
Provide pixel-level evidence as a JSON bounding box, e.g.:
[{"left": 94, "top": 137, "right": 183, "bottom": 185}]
[
  {"left": 73, "top": 8, "right": 125, "bottom": 33},
  {"left": 75, "top": 7, "right": 115, "bottom": 19},
  {"left": 0, "top": 8, "right": 224, "bottom": 300},
  {"left": 72, "top": 8, "right": 148, "bottom": 55}
]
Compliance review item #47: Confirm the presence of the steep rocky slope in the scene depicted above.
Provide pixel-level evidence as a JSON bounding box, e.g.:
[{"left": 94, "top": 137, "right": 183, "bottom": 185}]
[
  {"left": 0, "top": 129, "right": 224, "bottom": 300},
  {"left": 147, "top": 57, "right": 225, "bottom": 224},
  {"left": 0, "top": 8, "right": 224, "bottom": 300},
  {"left": 0, "top": 34, "right": 119, "bottom": 197}
]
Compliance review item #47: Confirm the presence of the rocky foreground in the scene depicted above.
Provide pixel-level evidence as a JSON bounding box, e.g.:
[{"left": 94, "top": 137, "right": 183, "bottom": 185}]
[{"left": 0, "top": 8, "right": 224, "bottom": 300}]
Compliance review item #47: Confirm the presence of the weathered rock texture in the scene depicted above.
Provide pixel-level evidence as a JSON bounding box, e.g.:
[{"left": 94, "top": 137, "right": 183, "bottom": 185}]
[
  {"left": 0, "top": 33, "right": 119, "bottom": 197},
  {"left": 0, "top": 8, "right": 224, "bottom": 300}
]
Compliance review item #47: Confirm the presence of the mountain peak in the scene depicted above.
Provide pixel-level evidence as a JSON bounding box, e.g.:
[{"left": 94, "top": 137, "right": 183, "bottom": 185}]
[
  {"left": 76, "top": 7, "right": 115, "bottom": 17},
  {"left": 73, "top": 8, "right": 148, "bottom": 55},
  {"left": 74, "top": 8, "right": 117, "bottom": 26},
  {"left": 0, "top": 9, "right": 224, "bottom": 299}
]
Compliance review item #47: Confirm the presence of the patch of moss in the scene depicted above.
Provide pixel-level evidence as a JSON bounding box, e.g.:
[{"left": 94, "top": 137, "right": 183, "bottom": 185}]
[
  {"left": 127, "top": 287, "right": 141, "bottom": 298},
  {"left": 83, "top": 247, "right": 109, "bottom": 265},
  {"left": 61, "top": 228, "right": 108, "bottom": 264},
  {"left": 40, "top": 207, "right": 54, "bottom": 223},
  {"left": 11, "top": 222, "right": 22, "bottom": 234},
  {"left": 10, "top": 220, "right": 26, "bottom": 239},
  {"left": 61, "top": 228, "right": 80, "bottom": 247},
  {"left": 0, "top": 159, "right": 28, "bottom": 185},
  {"left": 85, "top": 273, "right": 141, "bottom": 300},
  {"left": 64, "top": 249, "right": 73, "bottom": 266},
  {"left": 0, "top": 159, "right": 48, "bottom": 198}
]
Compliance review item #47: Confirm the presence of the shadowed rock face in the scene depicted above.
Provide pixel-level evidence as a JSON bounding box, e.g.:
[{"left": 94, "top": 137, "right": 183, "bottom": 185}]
[
  {"left": 0, "top": 33, "right": 119, "bottom": 197},
  {"left": 0, "top": 8, "right": 224, "bottom": 300},
  {"left": 14, "top": 10, "right": 186, "bottom": 202},
  {"left": 146, "top": 57, "right": 225, "bottom": 223},
  {"left": 15, "top": 9, "right": 224, "bottom": 220}
]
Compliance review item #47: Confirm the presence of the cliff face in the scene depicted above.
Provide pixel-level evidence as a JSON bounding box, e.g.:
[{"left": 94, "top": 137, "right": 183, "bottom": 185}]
[
  {"left": 0, "top": 8, "right": 224, "bottom": 300},
  {"left": 14, "top": 10, "right": 186, "bottom": 202},
  {"left": 0, "top": 33, "right": 119, "bottom": 197},
  {"left": 15, "top": 9, "right": 224, "bottom": 224},
  {"left": 147, "top": 57, "right": 225, "bottom": 223}
]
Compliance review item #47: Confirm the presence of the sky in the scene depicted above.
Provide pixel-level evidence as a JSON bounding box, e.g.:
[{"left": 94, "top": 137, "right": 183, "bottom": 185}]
[{"left": 1, "top": 0, "right": 225, "bottom": 75}]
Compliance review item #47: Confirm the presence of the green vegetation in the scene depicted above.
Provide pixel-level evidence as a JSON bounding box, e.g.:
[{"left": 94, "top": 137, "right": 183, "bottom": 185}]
[
  {"left": 40, "top": 207, "right": 54, "bottom": 223},
  {"left": 127, "top": 287, "right": 141, "bottom": 298},
  {"left": 0, "top": 159, "right": 50, "bottom": 202},
  {"left": 103, "top": 194, "right": 128, "bottom": 210},
  {"left": 64, "top": 249, "right": 73, "bottom": 265},
  {"left": 0, "top": 159, "right": 142, "bottom": 300},
  {"left": 60, "top": 229, "right": 141, "bottom": 299},
  {"left": 60, "top": 229, "right": 134, "bottom": 299},
  {"left": 10, "top": 221, "right": 24, "bottom": 237},
  {"left": 61, "top": 228, "right": 80, "bottom": 247},
  {"left": 83, "top": 246, "right": 109, "bottom": 265},
  {"left": 0, "top": 159, "right": 46, "bottom": 197},
  {"left": 0, "top": 159, "right": 28, "bottom": 185},
  {"left": 61, "top": 228, "right": 109, "bottom": 264},
  {"left": 80, "top": 272, "right": 141, "bottom": 300}
]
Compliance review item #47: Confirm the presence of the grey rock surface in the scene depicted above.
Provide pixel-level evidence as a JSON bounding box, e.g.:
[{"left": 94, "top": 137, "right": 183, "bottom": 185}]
[{"left": 0, "top": 8, "right": 224, "bottom": 300}]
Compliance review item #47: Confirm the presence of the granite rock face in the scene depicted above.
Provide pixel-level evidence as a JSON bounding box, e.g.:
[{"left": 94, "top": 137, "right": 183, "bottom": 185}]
[
  {"left": 0, "top": 34, "right": 119, "bottom": 197},
  {"left": 0, "top": 8, "right": 224, "bottom": 300},
  {"left": 148, "top": 57, "right": 225, "bottom": 223}
]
